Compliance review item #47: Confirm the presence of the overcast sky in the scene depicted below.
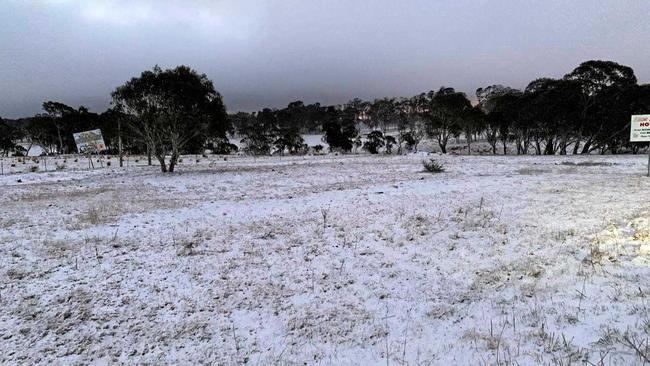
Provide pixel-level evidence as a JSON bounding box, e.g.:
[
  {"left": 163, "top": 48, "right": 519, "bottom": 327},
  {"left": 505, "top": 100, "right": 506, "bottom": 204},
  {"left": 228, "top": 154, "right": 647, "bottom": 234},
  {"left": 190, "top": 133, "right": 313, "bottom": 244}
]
[{"left": 1, "top": 0, "right": 650, "bottom": 118}]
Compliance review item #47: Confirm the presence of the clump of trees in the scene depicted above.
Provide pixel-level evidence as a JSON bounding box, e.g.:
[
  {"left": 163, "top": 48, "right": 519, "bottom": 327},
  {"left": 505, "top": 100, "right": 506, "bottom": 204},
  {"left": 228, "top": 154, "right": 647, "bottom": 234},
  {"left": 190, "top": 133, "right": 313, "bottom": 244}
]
[
  {"left": 234, "top": 107, "right": 308, "bottom": 155},
  {"left": 3, "top": 59, "right": 650, "bottom": 171},
  {"left": 477, "top": 60, "right": 650, "bottom": 155},
  {"left": 231, "top": 102, "right": 358, "bottom": 154}
]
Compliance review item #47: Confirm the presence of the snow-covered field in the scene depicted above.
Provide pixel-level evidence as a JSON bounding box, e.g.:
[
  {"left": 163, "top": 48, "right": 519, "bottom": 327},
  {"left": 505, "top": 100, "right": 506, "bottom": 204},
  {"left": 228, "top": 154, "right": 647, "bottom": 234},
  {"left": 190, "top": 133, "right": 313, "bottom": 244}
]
[{"left": 3, "top": 154, "right": 650, "bottom": 365}]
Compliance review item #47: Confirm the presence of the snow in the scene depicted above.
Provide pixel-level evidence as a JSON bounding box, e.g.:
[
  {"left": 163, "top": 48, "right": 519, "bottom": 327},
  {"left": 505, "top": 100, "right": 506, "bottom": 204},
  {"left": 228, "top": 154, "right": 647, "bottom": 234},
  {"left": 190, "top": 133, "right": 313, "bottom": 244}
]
[{"left": 2, "top": 153, "right": 650, "bottom": 364}]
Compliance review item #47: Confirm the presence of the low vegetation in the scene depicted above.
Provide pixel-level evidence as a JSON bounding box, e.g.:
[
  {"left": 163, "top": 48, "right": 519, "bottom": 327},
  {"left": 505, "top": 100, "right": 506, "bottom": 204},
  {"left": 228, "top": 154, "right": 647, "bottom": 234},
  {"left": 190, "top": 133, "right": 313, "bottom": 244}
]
[{"left": 423, "top": 158, "right": 445, "bottom": 173}]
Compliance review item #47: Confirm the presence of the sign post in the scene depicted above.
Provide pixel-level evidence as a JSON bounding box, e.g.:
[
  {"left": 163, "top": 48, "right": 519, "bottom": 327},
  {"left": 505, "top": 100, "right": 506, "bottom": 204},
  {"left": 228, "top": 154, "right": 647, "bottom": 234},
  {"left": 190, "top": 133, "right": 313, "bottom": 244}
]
[
  {"left": 73, "top": 129, "right": 106, "bottom": 169},
  {"left": 630, "top": 115, "right": 650, "bottom": 177}
]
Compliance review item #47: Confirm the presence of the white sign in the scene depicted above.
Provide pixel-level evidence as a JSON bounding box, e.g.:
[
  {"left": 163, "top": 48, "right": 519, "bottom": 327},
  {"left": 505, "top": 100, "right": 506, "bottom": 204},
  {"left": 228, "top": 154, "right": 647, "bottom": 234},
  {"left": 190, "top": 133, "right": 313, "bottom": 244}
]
[
  {"left": 73, "top": 129, "right": 106, "bottom": 153},
  {"left": 630, "top": 115, "right": 650, "bottom": 142}
]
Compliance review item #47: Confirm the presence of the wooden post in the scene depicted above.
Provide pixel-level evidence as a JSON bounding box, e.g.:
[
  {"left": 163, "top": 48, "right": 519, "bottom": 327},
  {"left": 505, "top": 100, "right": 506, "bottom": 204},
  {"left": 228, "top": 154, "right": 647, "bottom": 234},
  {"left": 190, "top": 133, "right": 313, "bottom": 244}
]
[{"left": 118, "top": 118, "right": 123, "bottom": 168}]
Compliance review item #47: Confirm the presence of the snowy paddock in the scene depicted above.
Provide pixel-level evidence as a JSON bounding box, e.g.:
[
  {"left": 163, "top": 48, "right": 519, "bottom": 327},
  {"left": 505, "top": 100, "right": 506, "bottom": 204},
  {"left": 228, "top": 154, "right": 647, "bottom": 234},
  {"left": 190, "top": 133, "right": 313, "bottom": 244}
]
[{"left": 2, "top": 154, "right": 650, "bottom": 365}]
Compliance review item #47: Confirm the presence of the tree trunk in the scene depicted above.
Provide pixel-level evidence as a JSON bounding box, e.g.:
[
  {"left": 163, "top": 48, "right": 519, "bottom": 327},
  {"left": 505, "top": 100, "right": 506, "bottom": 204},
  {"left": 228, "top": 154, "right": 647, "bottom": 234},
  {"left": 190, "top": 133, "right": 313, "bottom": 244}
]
[
  {"left": 439, "top": 139, "right": 447, "bottom": 154},
  {"left": 56, "top": 126, "right": 63, "bottom": 155},
  {"left": 544, "top": 138, "right": 554, "bottom": 155},
  {"left": 559, "top": 137, "right": 568, "bottom": 155},
  {"left": 581, "top": 138, "right": 592, "bottom": 154},
  {"left": 118, "top": 119, "right": 123, "bottom": 167},
  {"left": 156, "top": 154, "right": 167, "bottom": 172},
  {"left": 168, "top": 158, "right": 177, "bottom": 172},
  {"left": 26, "top": 141, "right": 34, "bottom": 156},
  {"left": 523, "top": 139, "right": 530, "bottom": 155},
  {"left": 572, "top": 140, "right": 581, "bottom": 155}
]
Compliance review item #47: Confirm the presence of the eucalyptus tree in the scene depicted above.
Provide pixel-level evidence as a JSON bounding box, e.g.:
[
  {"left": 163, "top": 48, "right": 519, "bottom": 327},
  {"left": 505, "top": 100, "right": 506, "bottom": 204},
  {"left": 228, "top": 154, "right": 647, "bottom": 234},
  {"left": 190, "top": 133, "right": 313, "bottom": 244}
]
[
  {"left": 42, "top": 101, "right": 75, "bottom": 154},
  {"left": 0, "top": 118, "right": 23, "bottom": 156},
  {"left": 322, "top": 106, "right": 357, "bottom": 152},
  {"left": 240, "top": 108, "right": 277, "bottom": 155},
  {"left": 477, "top": 85, "right": 522, "bottom": 154},
  {"left": 112, "top": 65, "right": 229, "bottom": 172},
  {"left": 420, "top": 87, "right": 472, "bottom": 154},
  {"left": 563, "top": 60, "right": 637, "bottom": 154}
]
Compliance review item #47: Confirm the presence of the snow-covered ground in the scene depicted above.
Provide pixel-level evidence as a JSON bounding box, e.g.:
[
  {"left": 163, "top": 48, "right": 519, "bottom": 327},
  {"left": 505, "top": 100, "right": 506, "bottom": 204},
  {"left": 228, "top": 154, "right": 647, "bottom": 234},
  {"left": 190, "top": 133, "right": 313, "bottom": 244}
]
[{"left": 2, "top": 154, "right": 650, "bottom": 365}]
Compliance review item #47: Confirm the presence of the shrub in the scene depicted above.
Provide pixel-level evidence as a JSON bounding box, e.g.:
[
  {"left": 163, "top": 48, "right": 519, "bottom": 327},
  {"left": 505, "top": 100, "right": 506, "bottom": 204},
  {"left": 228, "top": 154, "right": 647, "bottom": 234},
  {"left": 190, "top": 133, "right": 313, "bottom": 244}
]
[
  {"left": 30, "top": 165, "right": 39, "bottom": 172},
  {"left": 312, "top": 144, "right": 324, "bottom": 154},
  {"left": 423, "top": 158, "right": 445, "bottom": 173}
]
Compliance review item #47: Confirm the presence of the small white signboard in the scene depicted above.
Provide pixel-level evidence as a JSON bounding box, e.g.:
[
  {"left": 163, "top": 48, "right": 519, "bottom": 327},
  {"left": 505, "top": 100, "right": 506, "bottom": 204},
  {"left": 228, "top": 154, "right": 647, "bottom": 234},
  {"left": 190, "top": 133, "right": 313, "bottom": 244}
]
[
  {"left": 73, "top": 129, "right": 106, "bottom": 153},
  {"left": 630, "top": 115, "right": 650, "bottom": 142}
]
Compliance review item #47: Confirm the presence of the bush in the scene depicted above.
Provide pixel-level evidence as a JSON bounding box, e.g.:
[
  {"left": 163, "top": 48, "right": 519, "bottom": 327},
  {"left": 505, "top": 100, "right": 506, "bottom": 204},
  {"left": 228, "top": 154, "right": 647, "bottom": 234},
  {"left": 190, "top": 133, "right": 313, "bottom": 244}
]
[
  {"left": 422, "top": 158, "right": 445, "bottom": 173},
  {"left": 312, "top": 144, "right": 324, "bottom": 154},
  {"left": 30, "top": 165, "right": 39, "bottom": 173}
]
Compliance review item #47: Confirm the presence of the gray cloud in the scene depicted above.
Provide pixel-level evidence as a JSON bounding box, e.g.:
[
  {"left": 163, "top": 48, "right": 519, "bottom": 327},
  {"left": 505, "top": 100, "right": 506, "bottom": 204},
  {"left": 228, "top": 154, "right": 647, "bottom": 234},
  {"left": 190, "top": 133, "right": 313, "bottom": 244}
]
[{"left": 2, "top": 0, "right": 650, "bottom": 118}]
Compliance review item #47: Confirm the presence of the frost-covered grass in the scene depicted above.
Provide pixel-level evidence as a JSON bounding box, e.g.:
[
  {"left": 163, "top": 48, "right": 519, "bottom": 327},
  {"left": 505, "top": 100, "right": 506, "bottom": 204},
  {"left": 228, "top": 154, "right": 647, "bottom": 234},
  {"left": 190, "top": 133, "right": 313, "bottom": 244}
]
[{"left": 2, "top": 154, "right": 650, "bottom": 365}]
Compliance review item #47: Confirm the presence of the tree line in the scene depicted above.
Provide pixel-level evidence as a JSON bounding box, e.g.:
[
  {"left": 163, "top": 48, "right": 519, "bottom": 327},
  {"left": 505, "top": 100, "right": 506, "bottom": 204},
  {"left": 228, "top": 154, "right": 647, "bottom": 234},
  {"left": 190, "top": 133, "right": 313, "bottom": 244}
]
[{"left": 1, "top": 60, "right": 650, "bottom": 171}]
